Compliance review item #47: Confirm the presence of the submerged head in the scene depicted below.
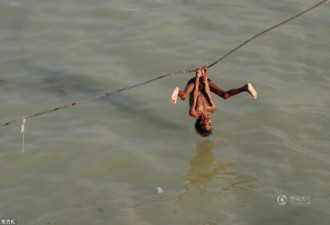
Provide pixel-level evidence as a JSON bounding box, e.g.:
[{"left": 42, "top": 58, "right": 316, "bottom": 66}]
[{"left": 195, "top": 117, "right": 212, "bottom": 137}]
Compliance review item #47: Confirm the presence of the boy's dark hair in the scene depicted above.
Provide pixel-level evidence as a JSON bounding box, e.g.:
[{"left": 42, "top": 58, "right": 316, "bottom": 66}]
[{"left": 194, "top": 118, "right": 212, "bottom": 137}]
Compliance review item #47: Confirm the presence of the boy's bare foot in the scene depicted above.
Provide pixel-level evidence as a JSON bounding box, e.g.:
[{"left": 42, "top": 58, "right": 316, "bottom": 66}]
[
  {"left": 171, "top": 87, "right": 179, "bottom": 104},
  {"left": 247, "top": 83, "right": 258, "bottom": 99}
]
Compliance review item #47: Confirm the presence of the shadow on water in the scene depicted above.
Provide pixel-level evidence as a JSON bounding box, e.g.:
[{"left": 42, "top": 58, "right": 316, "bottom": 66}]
[
  {"left": 22, "top": 63, "right": 183, "bottom": 131},
  {"left": 24, "top": 63, "right": 108, "bottom": 94},
  {"left": 174, "top": 140, "right": 258, "bottom": 205}
]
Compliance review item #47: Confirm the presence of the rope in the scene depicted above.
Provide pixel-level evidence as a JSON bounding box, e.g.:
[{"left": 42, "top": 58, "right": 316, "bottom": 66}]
[
  {"left": 0, "top": 0, "right": 328, "bottom": 128},
  {"left": 206, "top": 0, "right": 329, "bottom": 69}
]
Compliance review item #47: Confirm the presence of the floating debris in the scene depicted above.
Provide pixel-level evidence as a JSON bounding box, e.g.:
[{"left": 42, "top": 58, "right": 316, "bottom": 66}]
[
  {"left": 157, "top": 187, "right": 164, "bottom": 194},
  {"left": 59, "top": 89, "right": 68, "bottom": 95}
]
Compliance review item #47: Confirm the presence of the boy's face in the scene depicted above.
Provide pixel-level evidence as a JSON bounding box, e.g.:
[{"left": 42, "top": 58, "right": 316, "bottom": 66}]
[{"left": 201, "top": 118, "right": 212, "bottom": 131}]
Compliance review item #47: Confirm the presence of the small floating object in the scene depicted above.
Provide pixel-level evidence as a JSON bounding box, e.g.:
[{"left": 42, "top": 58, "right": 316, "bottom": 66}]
[{"left": 157, "top": 187, "right": 164, "bottom": 194}]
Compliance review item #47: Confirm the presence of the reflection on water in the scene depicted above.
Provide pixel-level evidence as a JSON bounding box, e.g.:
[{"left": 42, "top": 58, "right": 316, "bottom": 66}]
[
  {"left": 181, "top": 140, "right": 234, "bottom": 195},
  {"left": 175, "top": 140, "right": 257, "bottom": 205}
]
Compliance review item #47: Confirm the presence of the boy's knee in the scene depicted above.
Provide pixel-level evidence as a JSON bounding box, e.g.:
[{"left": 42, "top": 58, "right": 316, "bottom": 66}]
[
  {"left": 189, "top": 109, "right": 195, "bottom": 117},
  {"left": 222, "top": 93, "right": 230, "bottom": 99},
  {"left": 189, "top": 110, "right": 199, "bottom": 118},
  {"left": 180, "top": 94, "right": 188, "bottom": 100}
]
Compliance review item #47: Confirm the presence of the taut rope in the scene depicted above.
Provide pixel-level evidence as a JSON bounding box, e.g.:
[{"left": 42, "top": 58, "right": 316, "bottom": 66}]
[{"left": 0, "top": 0, "right": 328, "bottom": 128}]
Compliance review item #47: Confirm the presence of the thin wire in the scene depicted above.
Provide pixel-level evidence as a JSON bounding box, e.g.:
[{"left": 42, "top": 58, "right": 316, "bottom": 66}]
[
  {"left": 206, "top": 0, "right": 329, "bottom": 69},
  {"left": 0, "top": 0, "right": 328, "bottom": 128}
]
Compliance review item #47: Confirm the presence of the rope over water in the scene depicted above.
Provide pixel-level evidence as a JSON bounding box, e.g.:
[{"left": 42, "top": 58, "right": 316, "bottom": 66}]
[{"left": 0, "top": 0, "right": 328, "bottom": 128}]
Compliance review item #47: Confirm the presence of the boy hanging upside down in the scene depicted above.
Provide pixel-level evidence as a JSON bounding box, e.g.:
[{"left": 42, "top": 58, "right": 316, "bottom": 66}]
[{"left": 170, "top": 66, "right": 257, "bottom": 136}]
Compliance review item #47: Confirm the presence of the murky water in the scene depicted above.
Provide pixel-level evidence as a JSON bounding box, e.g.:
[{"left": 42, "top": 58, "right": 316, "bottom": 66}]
[{"left": 0, "top": 0, "right": 329, "bottom": 224}]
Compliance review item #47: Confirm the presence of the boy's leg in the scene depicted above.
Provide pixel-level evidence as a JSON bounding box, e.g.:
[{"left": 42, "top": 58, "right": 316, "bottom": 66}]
[
  {"left": 201, "top": 68, "right": 216, "bottom": 111},
  {"left": 209, "top": 82, "right": 257, "bottom": 99},
  {"left": 171, "top": 79, "right": 195, "bottom": 104},
  {"left": 189, "top": 70, "right": 202, "bottom": 118}
]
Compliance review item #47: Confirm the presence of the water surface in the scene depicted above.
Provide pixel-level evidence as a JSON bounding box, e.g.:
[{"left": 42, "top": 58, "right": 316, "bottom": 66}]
[{"left": 0, "top": 0, "right": 329, "bottom": 224}]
